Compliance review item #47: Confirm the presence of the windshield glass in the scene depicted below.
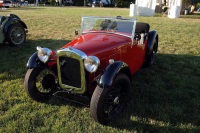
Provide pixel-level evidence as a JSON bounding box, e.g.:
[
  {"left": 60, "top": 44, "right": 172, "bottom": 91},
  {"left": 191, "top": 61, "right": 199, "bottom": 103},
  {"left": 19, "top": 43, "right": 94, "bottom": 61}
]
[{"left": 81, "top": 16, "right": 137, "bottom": 39}]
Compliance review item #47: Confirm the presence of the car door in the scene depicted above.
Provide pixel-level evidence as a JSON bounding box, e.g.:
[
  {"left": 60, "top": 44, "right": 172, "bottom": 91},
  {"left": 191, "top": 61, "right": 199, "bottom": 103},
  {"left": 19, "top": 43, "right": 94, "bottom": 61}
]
[{"left": 123, "top": 39, "right": 146, "bottom": 74}]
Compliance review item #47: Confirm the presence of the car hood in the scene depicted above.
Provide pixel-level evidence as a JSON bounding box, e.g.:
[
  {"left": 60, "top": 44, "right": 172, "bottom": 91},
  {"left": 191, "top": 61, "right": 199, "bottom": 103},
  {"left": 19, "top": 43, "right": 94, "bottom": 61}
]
[{"left": 62, "top": 33, "right": 131, "bottom": 56}]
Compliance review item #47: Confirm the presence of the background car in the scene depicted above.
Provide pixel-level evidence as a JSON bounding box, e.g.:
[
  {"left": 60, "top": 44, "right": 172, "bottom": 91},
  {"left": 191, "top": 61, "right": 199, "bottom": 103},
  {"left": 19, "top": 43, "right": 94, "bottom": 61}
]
[
  {"left": 25, "top": 16, "right": 158, "bottom": 125},
  {"left": 0, "top": 14, "right": 28, "bottom": 46},
  {"left": 91, "top": 0, "right": 114, "bottom": 7},
  {"left": 2, "top": 0, "right": 11, "bottom": 8},
  {"left": 0, "top": 0, "right": 20, "bottom": 8},
  {"left": 63, "top": 0, "right": 73, "bottom": 6},
  {"left": 92, "top": 0, "right": 103, "bottom": 7},
  {"left": 0, "top": 0, "right": 11, "bottom": 8}
]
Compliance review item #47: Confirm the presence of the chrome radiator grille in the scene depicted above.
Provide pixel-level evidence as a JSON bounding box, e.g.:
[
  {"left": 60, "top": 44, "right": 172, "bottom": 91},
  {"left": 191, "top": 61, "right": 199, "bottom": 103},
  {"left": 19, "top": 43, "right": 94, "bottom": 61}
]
[
  {"left": 59, "top": 57, "right": 81, "bottom": 88},
  {"left": 57, "top": 48, "right": 86, "bottom": 94}
]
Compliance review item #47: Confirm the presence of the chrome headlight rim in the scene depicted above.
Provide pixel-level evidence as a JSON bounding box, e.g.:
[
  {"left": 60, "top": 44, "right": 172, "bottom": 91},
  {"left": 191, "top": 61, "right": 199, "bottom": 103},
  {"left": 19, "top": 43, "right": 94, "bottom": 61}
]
[
  {"left": 84, "top": 56, "right": 100, "bottom": 73},
  {"left": 36, "top": 46, "right": 52, "bottom": 63}
]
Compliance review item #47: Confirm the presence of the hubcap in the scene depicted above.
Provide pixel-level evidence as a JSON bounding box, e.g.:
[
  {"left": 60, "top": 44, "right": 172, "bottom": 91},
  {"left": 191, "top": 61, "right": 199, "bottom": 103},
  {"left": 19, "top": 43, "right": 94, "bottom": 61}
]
[
  {"left": 113, "top": 97, "right": 120, "bottom": 105},
  {"left": 17, "top": 33, "right": 21, "bottom": 37},
  {"left": 10, "top": 27, "right": 24, "bottom": 44},
  {"left": 36, "top": 70, "right": 57, "bottom": 93},
  {"left": 104, "top": 83, "right": 126, "bottom": 116}
]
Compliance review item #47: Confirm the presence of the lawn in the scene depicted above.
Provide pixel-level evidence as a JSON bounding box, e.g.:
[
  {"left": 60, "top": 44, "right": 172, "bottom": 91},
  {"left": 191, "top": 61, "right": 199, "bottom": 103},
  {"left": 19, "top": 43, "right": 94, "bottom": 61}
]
[{"left": 0, "top": 6, "right": 200, "bottom": 132}]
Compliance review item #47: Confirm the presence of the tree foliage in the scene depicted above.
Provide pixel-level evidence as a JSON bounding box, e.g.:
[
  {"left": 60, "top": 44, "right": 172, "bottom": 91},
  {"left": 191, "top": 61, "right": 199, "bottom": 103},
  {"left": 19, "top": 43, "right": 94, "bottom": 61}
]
[{"left": 84, "top": 0, "right": 87, "bottom": 6}]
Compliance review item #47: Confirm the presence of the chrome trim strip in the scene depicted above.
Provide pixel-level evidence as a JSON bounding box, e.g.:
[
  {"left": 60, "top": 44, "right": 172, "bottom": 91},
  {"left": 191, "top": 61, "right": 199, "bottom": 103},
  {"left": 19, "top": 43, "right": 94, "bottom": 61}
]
[
  {"left": 81, "top": 16, "right": 137, "bottom": 45},
  {"left": 57, "top": 47, "right": 87, "bottom": 59},
  {"left": 82, "top": 31, "right": 132, "bottom": 39}
]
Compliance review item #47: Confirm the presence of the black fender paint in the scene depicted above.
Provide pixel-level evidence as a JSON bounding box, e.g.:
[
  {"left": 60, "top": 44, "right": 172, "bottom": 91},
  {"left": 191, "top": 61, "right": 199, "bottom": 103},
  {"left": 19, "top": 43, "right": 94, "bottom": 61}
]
[
  {"left": 3, "top": 18, "right": 28, "bottom": 33},
  {"left": 147, "top": 30, "right": 158, "bottom": 53},
  {"left": 26, "top": 52, "right": 46, "bottom": 69},
  {"left": 98, "top": 61, "right": 131, "bottom": 89}
]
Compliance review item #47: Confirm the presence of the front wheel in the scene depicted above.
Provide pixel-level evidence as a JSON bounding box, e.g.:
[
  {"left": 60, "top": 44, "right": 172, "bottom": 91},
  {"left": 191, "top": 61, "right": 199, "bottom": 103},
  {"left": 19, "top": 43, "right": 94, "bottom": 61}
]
[
  {"left": 90, "top": 73, "right": 131, "bottom": 125},
  {"left": 6, "top": 24, "right": 26, "bottom": 46},
  {"left": 24, "top": 67, "right": 57, "bottom": 102}
]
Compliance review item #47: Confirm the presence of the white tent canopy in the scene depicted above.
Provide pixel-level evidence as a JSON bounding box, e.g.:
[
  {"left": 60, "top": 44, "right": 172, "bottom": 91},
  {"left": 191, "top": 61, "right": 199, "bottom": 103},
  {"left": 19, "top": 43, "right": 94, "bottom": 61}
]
[
  {"left": 130, "top": 0, "right": 183, "bottom": 18},
  {"left": 135, "top": 0, "right": 157, "bottom": 16},
  {"left": 168, "top": 0, "right": 182, "bottom": 18}
]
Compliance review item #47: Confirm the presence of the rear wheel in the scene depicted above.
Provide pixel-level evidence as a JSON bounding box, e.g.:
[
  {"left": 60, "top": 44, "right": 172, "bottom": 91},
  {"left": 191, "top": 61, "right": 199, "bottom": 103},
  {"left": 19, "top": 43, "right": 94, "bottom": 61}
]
[
  {"left": 24, "top": 68, "right": 57, "bottom": 102},
  {"left": 90, "top": 74, "right": 131, "bottom": 125},
  {"left": 145, "top": 39, "right": 157, "bottom": 67},
  {"left": 6, "top": 24, "right": 26, "bottom": 46}
]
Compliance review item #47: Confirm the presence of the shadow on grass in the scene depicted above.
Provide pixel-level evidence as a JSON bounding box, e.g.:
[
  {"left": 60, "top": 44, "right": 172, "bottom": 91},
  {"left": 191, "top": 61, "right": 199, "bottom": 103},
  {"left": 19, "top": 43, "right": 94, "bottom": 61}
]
[
  {"left": 110, "top": 53, "right": 200, "bottom": 132},
  {"left": 48, "top": 96, "right": 88, "bottom": 109},
  {"left": 0, "top": 39, "right": 69, "bottom": 81}
]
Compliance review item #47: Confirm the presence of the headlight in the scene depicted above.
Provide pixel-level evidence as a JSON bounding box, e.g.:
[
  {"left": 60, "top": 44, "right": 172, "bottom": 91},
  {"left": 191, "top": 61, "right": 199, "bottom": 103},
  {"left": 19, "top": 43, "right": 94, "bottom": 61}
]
[
  {"left": 36, "top": 46, "right": 52, "bottom": 63},
  {"left": 84, "top": 56, "right": 100, "bottom": 73}
]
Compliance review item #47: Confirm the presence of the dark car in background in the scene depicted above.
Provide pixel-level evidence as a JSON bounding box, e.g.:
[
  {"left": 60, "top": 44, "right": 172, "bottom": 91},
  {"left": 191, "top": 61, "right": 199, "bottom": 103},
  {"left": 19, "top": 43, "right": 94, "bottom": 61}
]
[
  {"left": 90, "top": 0, "right": 114, "bottom": 7},
  {"left": 92, "top": 0, "right": 103, "bottom": 7},
  {"left": 63, "top": 0, "right": 73, "bottom": 6},
  {"left": 0, "top": 14, "right": 28, "bottom": 46}
]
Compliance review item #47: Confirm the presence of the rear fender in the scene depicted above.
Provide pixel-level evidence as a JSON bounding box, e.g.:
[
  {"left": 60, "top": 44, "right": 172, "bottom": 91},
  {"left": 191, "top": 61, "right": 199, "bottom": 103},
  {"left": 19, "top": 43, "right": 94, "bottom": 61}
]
[
  {"left": 3, "top": 19, "right": 28, "bottom": 33},
  {"left": 147, "top": 30, "right": 158, "bottom": 53},
  {"left": 98, "top": 61, "right": 131, "bottom": 89}
]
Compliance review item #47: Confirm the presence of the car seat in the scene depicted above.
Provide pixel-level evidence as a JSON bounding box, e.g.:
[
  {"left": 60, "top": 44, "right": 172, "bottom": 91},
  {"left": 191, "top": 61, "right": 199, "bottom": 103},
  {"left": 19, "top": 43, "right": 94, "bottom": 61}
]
[
  {"left": 135, "top": 22, "right": 150, "bottom": 34},
  {"left": 135, "top": 22, "right": 150, "bottom": 44}
]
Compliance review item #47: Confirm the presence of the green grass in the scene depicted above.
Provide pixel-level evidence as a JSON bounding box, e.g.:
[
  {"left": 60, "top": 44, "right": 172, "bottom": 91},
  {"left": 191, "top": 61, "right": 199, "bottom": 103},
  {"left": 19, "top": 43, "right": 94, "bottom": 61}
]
[{"left": 0, "top": 7, "right": 200, "bottom": 132}]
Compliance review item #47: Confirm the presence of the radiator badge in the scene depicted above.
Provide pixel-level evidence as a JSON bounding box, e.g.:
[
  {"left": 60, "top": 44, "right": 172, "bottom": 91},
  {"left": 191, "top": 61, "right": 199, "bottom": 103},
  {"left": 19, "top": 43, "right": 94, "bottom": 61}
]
[{"left": 60, "top": 59, "right": 66, "bottom": 66}]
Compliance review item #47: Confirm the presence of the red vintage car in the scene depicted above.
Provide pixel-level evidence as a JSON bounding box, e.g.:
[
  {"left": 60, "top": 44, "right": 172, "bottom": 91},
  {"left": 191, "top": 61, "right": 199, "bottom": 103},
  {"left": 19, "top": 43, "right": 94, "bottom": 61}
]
[{"left": 25, "top": 16, "right": 158, "bottom": 125}]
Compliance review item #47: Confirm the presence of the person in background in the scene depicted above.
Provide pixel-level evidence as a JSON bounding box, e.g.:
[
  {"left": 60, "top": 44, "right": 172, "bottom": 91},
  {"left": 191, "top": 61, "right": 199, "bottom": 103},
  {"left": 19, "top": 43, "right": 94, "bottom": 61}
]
[
  {"left": 55, "top": 0, "right": 59, "bottom": 6},
  {"left": 35, "top": 0, "right": 38, "bottom": 6},
  {"left": 189, "top": 3, "right": 195, "bottom": 14},
  {"left": 162, "top": 4, "right": 169, "bottom": 17}
]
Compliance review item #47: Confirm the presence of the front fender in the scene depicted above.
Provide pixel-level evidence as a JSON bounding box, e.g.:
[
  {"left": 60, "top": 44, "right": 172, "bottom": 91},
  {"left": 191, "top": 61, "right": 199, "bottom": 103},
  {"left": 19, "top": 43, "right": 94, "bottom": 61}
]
[
  {"left": 26, "top": 52, "right": 46, "bottom": 69},
  {"left": 147, "top": 30, "right": 158, "bottom": 52},
  {"left": 98, "top": 61, "right": 131, "bottom": 89}
]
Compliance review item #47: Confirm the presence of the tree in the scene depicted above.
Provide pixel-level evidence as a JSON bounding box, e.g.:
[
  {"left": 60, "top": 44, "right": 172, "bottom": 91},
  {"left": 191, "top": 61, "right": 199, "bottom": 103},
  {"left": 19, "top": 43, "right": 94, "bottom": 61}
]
[
  {"left": 84, "top": 0, "right": 87, "bottom": 6},
  {"left": 106, "top": 0, "right": 110, "bottom": 4}
]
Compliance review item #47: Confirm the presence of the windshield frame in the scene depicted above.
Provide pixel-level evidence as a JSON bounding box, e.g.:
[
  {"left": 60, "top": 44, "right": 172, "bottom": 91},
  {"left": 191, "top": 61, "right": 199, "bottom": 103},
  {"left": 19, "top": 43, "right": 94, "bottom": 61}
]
[{"left": 81, "top": 16, "right": 137, "bottom": 41}]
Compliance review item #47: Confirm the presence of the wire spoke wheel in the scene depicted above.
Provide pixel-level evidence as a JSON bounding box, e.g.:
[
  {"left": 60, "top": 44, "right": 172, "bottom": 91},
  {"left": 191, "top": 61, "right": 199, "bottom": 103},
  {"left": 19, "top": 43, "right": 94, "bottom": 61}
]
[
  {"left": 24, "top": 68, "right": 57, "bottom": 102},
  {"left": 7, "top": 24, "right": 26, "bottom": 46},
  {"left": 145, "top": 39, "right": 157, "bottom": 67},
  {"left": 90, "top": 73, "right": 131, "bottom": 125},
  {"left": 10, "top": 26, "right": 25, "bottom": 44},
  {"left": 104, "top": 83, "right": 125, "bottom": 117},
  {"left": 36, "top": 69, "right": 57, "bottom": 94}
]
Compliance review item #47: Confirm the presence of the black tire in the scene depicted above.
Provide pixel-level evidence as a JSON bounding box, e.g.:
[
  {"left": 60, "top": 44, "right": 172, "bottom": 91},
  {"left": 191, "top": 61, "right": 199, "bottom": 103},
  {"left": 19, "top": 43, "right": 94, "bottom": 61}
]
[
  {"left": 145, "top": 39, "right": 157, "bottom": 67},
  {"left": 6, "top": 24, "right": 26, "bottom": 46},
  {"left": 24, "top": 68, "right": 57, "bottom": 102},
  {"left": 90, "top": 73, "right": 131, "bottom": 125}
]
